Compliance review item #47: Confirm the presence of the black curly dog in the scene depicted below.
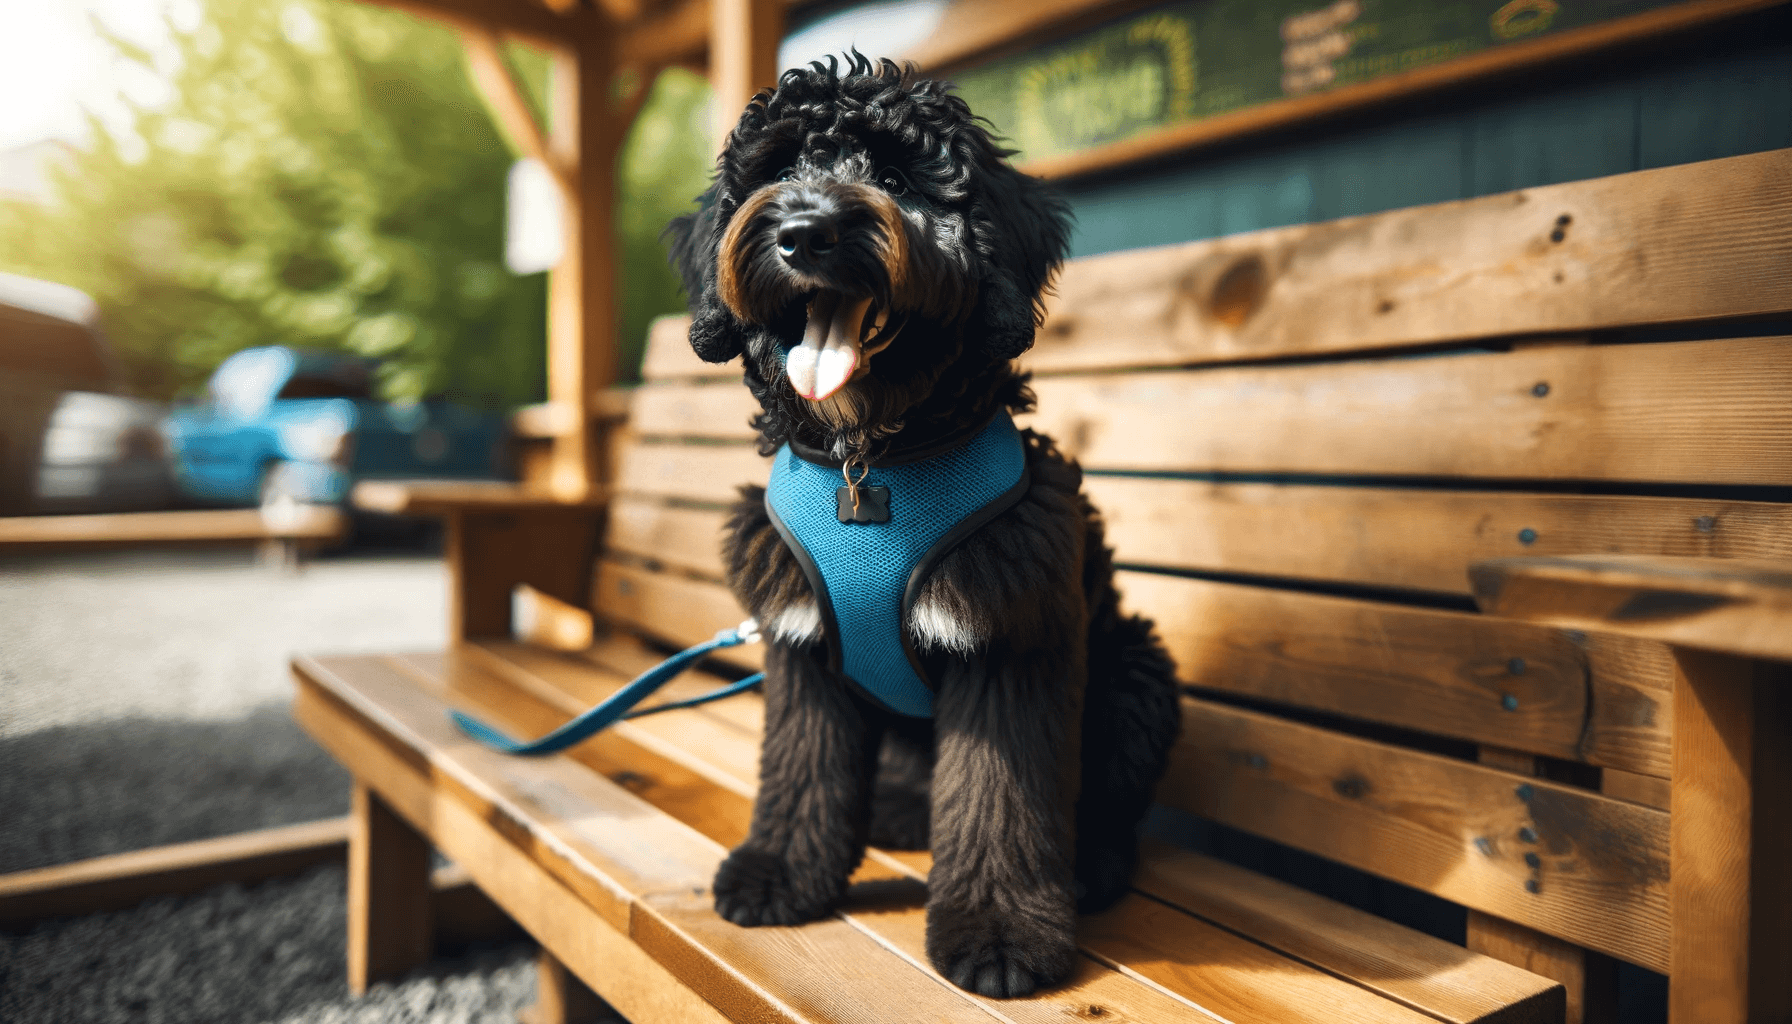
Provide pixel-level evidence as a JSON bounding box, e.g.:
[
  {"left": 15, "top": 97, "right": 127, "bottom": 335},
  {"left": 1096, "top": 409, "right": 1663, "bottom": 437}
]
[{"left": 667, "top": 54, "right": 1180, "bottom": 998}]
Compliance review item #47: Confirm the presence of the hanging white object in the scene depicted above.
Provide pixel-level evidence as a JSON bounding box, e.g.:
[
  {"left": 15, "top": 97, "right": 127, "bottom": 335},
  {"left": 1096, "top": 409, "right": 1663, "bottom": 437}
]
[{"left": 505, "top": 157, "right": 563, "bottom": 275}]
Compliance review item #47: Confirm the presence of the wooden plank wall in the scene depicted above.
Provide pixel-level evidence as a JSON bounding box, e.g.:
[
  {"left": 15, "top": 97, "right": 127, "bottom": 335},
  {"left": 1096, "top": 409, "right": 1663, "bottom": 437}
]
[
  {"left": 593, "top": 149, "right": 1792, "bottom": 987},
  {"left": 1058, "top": 9, "right": 1792, "bottom": 258}
]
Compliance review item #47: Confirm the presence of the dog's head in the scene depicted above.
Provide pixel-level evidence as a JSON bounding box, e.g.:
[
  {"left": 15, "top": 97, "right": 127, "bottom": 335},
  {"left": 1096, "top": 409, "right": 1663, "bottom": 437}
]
[{"left": 667, "top": 53, "right": 1071, "bottom": 455}]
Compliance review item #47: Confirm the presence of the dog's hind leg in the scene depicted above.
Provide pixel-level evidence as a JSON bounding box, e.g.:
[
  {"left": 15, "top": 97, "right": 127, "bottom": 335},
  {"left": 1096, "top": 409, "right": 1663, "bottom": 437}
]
[
  {"left": 1073, "top": 604, "right": 1180, "bottom": 913},
  {"left": 925, "top": 643, "right": 1082, "bottom": 998},
  {"left": 868, "top": 716, "right": 933, "bottom": 850},
  {"left": 713, "top": 642, "right": 882, "bottom": 926}
]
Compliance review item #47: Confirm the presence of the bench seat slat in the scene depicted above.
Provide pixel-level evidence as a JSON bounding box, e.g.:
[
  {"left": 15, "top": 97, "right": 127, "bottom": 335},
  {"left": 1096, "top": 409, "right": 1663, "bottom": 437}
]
[
  {"left": 308, "top": 649, "right": 1511, "bottom": 1023},
  {"left": 1028, "top": 336, "right": 1792, "bottom": 485},
  {"left": 1163, "top": 696, "right": 1671, "bottom": 973},
  {"left": 1132, "top": 842, "right": 1563, "bottom": 1024},
  {"left": 293, "top": 655, "right": 1006, "bottom": 1024},
  {"left": 455, "top": 640, "right": 1556, "bottom": 1024}
]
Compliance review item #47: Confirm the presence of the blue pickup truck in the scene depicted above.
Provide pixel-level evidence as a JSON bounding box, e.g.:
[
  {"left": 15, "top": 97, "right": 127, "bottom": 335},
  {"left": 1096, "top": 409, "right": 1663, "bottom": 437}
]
[{"left": 165, "top": 346, "right": 509, "bottom": 510}]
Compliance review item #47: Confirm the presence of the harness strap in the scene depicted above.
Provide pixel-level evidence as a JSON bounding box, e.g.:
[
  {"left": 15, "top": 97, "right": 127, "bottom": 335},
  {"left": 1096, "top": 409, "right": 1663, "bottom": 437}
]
[{"left": 451, "top": 619, "right": 764, "bottom": 756}]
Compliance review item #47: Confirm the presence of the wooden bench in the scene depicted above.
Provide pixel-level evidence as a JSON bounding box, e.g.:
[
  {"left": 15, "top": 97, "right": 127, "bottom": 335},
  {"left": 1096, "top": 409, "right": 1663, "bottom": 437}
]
[{"left": 295, "top": 146, "right": 1792, "bottom": 1024}]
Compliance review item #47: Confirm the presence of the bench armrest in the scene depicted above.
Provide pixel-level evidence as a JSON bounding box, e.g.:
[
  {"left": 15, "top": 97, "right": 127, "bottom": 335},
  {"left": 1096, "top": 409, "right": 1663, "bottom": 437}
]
[
  {"left": 352, "top": 480, "right": 608, "bottom": 517},
  {"left": 1470, "top": 554, "right": 1792, "bottom": 662}
]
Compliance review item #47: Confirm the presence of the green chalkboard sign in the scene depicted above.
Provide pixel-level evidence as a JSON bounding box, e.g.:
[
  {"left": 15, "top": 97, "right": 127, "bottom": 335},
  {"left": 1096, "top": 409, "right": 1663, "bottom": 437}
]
[{"left": 951, "top": 0, "right": 1693, "bottom": 167}]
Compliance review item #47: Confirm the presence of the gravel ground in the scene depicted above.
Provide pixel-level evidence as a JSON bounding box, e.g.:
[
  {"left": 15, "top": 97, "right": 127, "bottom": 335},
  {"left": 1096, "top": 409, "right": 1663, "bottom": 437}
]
[{"left": 0, "top": 549, "right": 595, "bottom": 1023}]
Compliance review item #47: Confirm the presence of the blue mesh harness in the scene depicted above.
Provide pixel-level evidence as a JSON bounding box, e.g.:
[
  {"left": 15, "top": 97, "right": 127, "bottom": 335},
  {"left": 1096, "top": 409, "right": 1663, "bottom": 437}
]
[{"left": 764, "top": 412, "right": 1030, "bottom": 717}]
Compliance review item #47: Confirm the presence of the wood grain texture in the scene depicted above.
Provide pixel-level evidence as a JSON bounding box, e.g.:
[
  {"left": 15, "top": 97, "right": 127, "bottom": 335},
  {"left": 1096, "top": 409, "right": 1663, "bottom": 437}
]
[
  {"left": 612, "top": 442, "right": 767, "bottom": 504},
  {"left": 1015, "top": 5, "right": 1791, "bottom": 180},
  {"left": 0, "top": 818, "right": 349, "bottom": 927},
  {"left": 523, "top": 949, "right": 615, "bottom": 1024},
  {"left": 1090, "top": 479, "right": 1792, "bottom": 597},
  {"left": 1668, "top": 651, "right": 1792, "bottom": 1024},
  {"left": 1159, "top": 696, "right": 1671, "bottom": 972},
  {"left": 1076, "top": 892, "right": 1444, "bottom": 1024},
  {"left": 293, "top": 667, "right": 734, "bottom": 1024},
  {"left": 606, "top": 497, "right": 730, "bottom": 578},
  {"left": 591, "top": 558, "right": 761, "bottom": 670},
  {"left": 630, "top": 381, "right": 762, "bottom": 440},
  {"left": 1028, "top": 148, "right": 1792, "bottom": 366},
  {"left": 1600, "top": 768, "right": 1671, "bottom": 811},
  {"left": 1134, "top": 842, "right": 1564, "bottom": 1024},
  {"left": 0, "top": 507, "right": 344, "bottom": 549},
  {"left": 709, "top": 0, "right": 782, "bottom": 146},
  {"left": 1466, "top": 912, "right": 1616, "bottom": 1024},
  {"left": 1121, "top": 571, "right": 1592, "bottom": 761},
  {"left": 297, "top": 655, "right": 1305, "bottom": 1024},
  {"left": 446, "top": 508, "right": 603, "bottom": 643},
  {"left": 1028, "top": 337, "right": 1792, "bottom": 485},
  {"left": 347, "top": 782, "right": 434, "bottom": 995},
  {"left": 1472, "top": 554, "right": 1792, "bottom": 662}
]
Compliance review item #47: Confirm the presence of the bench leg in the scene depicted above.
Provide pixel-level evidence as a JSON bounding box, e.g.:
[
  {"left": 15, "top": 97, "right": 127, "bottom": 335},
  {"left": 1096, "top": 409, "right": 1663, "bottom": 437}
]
[
  {"left": 348, "top": 781, "right": 434, "bottom": 994},
  {"left": 520, "top": 950, "right": 611, "bottom": 1024},
  {"left": 1669, "top": 651, "right": 1792, "bottom": 1024},
  {"left": 1467, "top": 910, "right": 1615, "bottom": 1024}
]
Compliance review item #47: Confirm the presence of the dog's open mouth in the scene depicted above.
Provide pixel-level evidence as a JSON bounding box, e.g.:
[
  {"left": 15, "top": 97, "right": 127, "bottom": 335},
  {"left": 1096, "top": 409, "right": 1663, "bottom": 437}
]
[{"left": 787, "top": 290, "right": 895, "bottom": 402}]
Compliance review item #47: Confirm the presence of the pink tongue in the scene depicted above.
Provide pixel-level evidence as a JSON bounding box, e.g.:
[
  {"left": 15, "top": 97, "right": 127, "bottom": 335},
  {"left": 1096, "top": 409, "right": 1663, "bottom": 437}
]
[{"left": 787, "top": 291, "right": 874, "bottom": 401}]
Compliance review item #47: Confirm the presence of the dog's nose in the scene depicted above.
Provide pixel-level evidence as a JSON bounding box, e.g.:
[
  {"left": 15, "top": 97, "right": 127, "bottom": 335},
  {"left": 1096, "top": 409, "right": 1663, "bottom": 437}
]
[{"left": 776, "top": 213, "right": 839, "bottom": 266}]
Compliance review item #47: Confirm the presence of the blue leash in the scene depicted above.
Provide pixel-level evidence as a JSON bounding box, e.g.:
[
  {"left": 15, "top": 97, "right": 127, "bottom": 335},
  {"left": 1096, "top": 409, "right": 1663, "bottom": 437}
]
[{"left": 451, "top": 619, "right": 763, "bottom": 756}]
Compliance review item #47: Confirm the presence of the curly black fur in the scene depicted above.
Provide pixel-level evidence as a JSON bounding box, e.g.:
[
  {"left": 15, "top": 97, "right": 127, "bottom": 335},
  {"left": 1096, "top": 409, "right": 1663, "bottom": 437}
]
[{"left": 668, "top": 53, "right": 1180, "bottom": 999}]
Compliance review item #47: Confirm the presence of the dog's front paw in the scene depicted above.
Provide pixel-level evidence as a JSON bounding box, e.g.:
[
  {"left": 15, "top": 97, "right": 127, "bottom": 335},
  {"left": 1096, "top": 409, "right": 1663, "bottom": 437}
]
[
  {"left": 926, "top": 903, "right": 1076, "bottom": 998},
  {"left": 713, "top": 846, "right": 836, "bottom": 926}
]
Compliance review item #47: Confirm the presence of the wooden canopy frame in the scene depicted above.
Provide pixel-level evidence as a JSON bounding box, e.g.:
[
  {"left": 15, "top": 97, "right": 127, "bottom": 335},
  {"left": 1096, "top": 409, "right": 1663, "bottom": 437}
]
[{"left": 352, "top": 0, "right": 787, "bottom": 501}]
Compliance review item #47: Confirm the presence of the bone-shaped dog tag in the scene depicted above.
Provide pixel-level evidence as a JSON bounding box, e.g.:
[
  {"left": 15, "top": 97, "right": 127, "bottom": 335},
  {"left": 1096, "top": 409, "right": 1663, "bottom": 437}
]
[{"left": 836, "top": 485, "right": 891, "bottom": 524}]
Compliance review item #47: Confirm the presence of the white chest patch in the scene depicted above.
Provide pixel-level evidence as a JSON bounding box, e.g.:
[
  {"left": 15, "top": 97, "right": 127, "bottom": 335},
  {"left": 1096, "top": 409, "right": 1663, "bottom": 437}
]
[
  {"left": 906, "top": 593, "right": 983, "bottom": 655},
  {"left": 765, "top": 601, "right": 823, "bottom": 644}
]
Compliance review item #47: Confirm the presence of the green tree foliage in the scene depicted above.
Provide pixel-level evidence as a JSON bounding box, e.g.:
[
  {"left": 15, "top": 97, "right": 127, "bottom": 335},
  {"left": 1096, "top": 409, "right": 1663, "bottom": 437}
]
[{"left": 0, "top": 0, "right": 713, "bottom": 402}]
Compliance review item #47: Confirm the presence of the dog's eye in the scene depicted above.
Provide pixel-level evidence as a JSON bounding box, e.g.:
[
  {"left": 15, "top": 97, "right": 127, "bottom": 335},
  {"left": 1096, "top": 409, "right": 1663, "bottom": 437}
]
[
  {"left": 775, "top": 167, "right": 797, "bottom": 183},
  {"left": 876, "top": 167, "right": 910, "bottom": 197}
]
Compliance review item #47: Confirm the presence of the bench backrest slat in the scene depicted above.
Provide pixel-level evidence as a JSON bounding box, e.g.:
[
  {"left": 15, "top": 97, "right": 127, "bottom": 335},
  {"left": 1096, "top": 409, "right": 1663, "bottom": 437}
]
[{"left": 1031, "top": 147, "right": 1792, "bottom": 372}]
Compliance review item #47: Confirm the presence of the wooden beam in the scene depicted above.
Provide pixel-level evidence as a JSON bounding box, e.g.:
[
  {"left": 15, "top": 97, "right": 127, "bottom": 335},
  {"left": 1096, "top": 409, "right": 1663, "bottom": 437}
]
[
  {"left": 356, "top": 0, "right": 597, "bottom": 50},
  {"left": 0, "top": 507, "right": 344, "bottom": 551},
  {"left": 461, "top": 28, "right": 566, "bottom": 184},
  {"left": 1668, "top": 651, "right": 1792, "bottom": 1024},
  {"left": 444, "top": 507, "right": 602, "bottom": 644},
  {"left": 710, "top": 0, "right": 782, "bottom": 146},
  {"left": 0, "top": 818, "right": 350, "bottom": 926},
  {"left": 541, "top": 38, "right": 622, "bottom": 499},
  {"left": 1471, "top": 555, "right": 1792, "bottom": 662}
]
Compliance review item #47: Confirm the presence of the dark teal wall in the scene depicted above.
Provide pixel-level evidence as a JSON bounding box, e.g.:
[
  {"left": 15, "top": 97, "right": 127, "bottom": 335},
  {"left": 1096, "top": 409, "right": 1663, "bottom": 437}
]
[{"left": 1059, "top": 12, "right": 1792, "bottom": 258}]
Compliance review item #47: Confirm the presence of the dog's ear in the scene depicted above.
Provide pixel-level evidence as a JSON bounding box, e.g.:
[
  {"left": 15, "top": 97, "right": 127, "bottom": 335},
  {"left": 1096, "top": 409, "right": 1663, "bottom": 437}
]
[
  {"left": 664, "top": 186, "right": 749, "bottom": 363},
  {"left": 967, "top": 162, "right": 1073, "bottom": 362}
]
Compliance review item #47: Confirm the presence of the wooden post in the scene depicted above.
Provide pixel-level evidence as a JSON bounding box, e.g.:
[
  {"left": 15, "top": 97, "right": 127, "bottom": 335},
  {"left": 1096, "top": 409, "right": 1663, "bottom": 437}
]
[
  {"left": 347, "top": 782, "right": 434, "bottom": 994},
  {"left": 544, "top": 38, "right": 620, "bottom": 501},
  {"left": 444, "top": 508, "right": 602, "bottom": 644},
  {"left": 710, "top": 0, "right": 782, "bottom": 147},
  {"left": 1669, "top": 650, "right": 1792, "bottom": 1024},
  {"left": 521, "top": 950, "right": 611, "bottom": 1024}
]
